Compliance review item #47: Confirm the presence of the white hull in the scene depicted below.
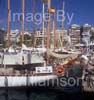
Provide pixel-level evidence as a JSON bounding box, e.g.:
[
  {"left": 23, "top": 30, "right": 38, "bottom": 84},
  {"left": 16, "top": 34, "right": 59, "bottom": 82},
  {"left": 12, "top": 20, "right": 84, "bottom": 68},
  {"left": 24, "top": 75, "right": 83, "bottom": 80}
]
[
  {"left": 0, "top": 75, "right": 58, "bottom": 88},
  {"left": 0, "top": 47, "right": 45, "bottom": 66}
]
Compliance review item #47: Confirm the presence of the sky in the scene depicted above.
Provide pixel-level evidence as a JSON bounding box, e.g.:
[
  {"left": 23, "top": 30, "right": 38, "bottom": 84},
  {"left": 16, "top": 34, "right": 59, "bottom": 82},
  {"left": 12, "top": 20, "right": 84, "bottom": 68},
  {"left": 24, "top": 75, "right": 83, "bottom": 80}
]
[{"left": 0, "top": 0, "right": 94, "bottom": 31}]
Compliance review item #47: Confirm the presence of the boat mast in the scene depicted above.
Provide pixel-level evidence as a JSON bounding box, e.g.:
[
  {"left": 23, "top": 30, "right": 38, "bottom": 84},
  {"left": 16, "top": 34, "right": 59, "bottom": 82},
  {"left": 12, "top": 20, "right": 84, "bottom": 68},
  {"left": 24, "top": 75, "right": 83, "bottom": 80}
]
[
  {"left": 42, "top": 0, "right": 46, "bottom": 48},
  {"left": 53, "top": 9, "right": 56, "bottom": 50},
  {"left": 47, "top": 0, "right": 51, "bottom": 49},
  {"left": 62, "top": 1, "right": 64, "bottom": 48},
  {"left": 8, "top": 0, "right": 10, "bottom": 48},
  {"left": 51, "top": 8, "right": 56, "bottom": 50},
  {"left": 21, "top": 0, "right": 25, "bottom": 47},
  {"left": 33, "top": 0, "right": 36, "bottom": 47}
]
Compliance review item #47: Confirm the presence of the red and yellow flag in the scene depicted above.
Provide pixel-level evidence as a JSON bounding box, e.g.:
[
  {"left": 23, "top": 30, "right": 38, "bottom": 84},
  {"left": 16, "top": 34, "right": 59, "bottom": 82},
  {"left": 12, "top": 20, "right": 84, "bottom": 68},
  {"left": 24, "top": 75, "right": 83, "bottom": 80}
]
[{"left": 49, "top": 8, "right": 56, "bottom": 13}]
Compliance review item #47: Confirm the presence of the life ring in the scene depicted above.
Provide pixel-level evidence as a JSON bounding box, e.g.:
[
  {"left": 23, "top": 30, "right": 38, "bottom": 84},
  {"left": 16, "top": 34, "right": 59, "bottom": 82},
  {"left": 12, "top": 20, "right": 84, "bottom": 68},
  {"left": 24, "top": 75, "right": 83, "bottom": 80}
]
[{"left": 54, "top": 65, "right": 64, "bottom": 76}]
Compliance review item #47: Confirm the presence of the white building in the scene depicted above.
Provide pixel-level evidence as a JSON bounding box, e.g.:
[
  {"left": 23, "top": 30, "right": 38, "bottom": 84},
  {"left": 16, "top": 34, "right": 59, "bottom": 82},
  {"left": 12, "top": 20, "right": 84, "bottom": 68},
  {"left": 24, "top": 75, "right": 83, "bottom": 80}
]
[
  {"left": 35, "top": 28, "right": 47, "bottom": 37},
  {"left": 69, "top": 24, "right": 81, "bottom": 44},
  {"left": 10, "top": 30, "right": 20, "bottom": 42},
  {"left": 6, "top": 29, "right": 20, "bottom": 46}
]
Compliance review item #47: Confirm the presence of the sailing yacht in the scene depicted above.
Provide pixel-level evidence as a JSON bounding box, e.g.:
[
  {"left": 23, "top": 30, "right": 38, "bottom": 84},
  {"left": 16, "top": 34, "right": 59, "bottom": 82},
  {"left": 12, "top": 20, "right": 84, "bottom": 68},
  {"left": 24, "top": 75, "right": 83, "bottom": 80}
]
[
  {"left": 0, "top": 0, "right": 58, "bottom": 88},
  {"left": 0, "top": 0, "right": 81, "bottom": 90}
]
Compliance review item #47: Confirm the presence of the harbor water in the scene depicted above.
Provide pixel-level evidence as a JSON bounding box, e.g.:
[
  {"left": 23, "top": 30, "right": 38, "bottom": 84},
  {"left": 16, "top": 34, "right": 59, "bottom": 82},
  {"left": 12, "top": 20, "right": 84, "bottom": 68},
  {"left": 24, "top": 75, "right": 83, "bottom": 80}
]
[
  {"left": 0, "top": 88, "right": 94, "bottom": 100},
  {"left": 0, "top": 88, "right": 59, "bottom": 100},
  {"left": 0, "top": 64, "right": 94, "bottom": 100}
]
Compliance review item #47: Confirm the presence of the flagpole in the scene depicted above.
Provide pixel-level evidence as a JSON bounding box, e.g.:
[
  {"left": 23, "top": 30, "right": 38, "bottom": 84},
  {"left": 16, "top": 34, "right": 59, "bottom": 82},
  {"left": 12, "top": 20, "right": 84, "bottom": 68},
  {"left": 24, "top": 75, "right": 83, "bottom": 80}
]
[{"left": 8, "top": 0, "right": 10, "bottom": 48}]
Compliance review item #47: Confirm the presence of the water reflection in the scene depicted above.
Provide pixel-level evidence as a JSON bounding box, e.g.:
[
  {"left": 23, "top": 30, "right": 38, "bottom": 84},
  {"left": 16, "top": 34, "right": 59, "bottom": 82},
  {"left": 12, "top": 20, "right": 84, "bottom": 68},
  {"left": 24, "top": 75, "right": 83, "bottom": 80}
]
[{"left": 0, "top": 88, "right": 59, "bottom": 100}]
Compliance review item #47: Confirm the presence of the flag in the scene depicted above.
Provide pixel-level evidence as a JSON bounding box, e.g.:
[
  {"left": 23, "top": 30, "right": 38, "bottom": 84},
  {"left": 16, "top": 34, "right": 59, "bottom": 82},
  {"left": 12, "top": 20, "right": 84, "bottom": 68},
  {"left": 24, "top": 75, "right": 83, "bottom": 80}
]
[{"left": 49, "top": 8, "right": 56, "bottom": 14}]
